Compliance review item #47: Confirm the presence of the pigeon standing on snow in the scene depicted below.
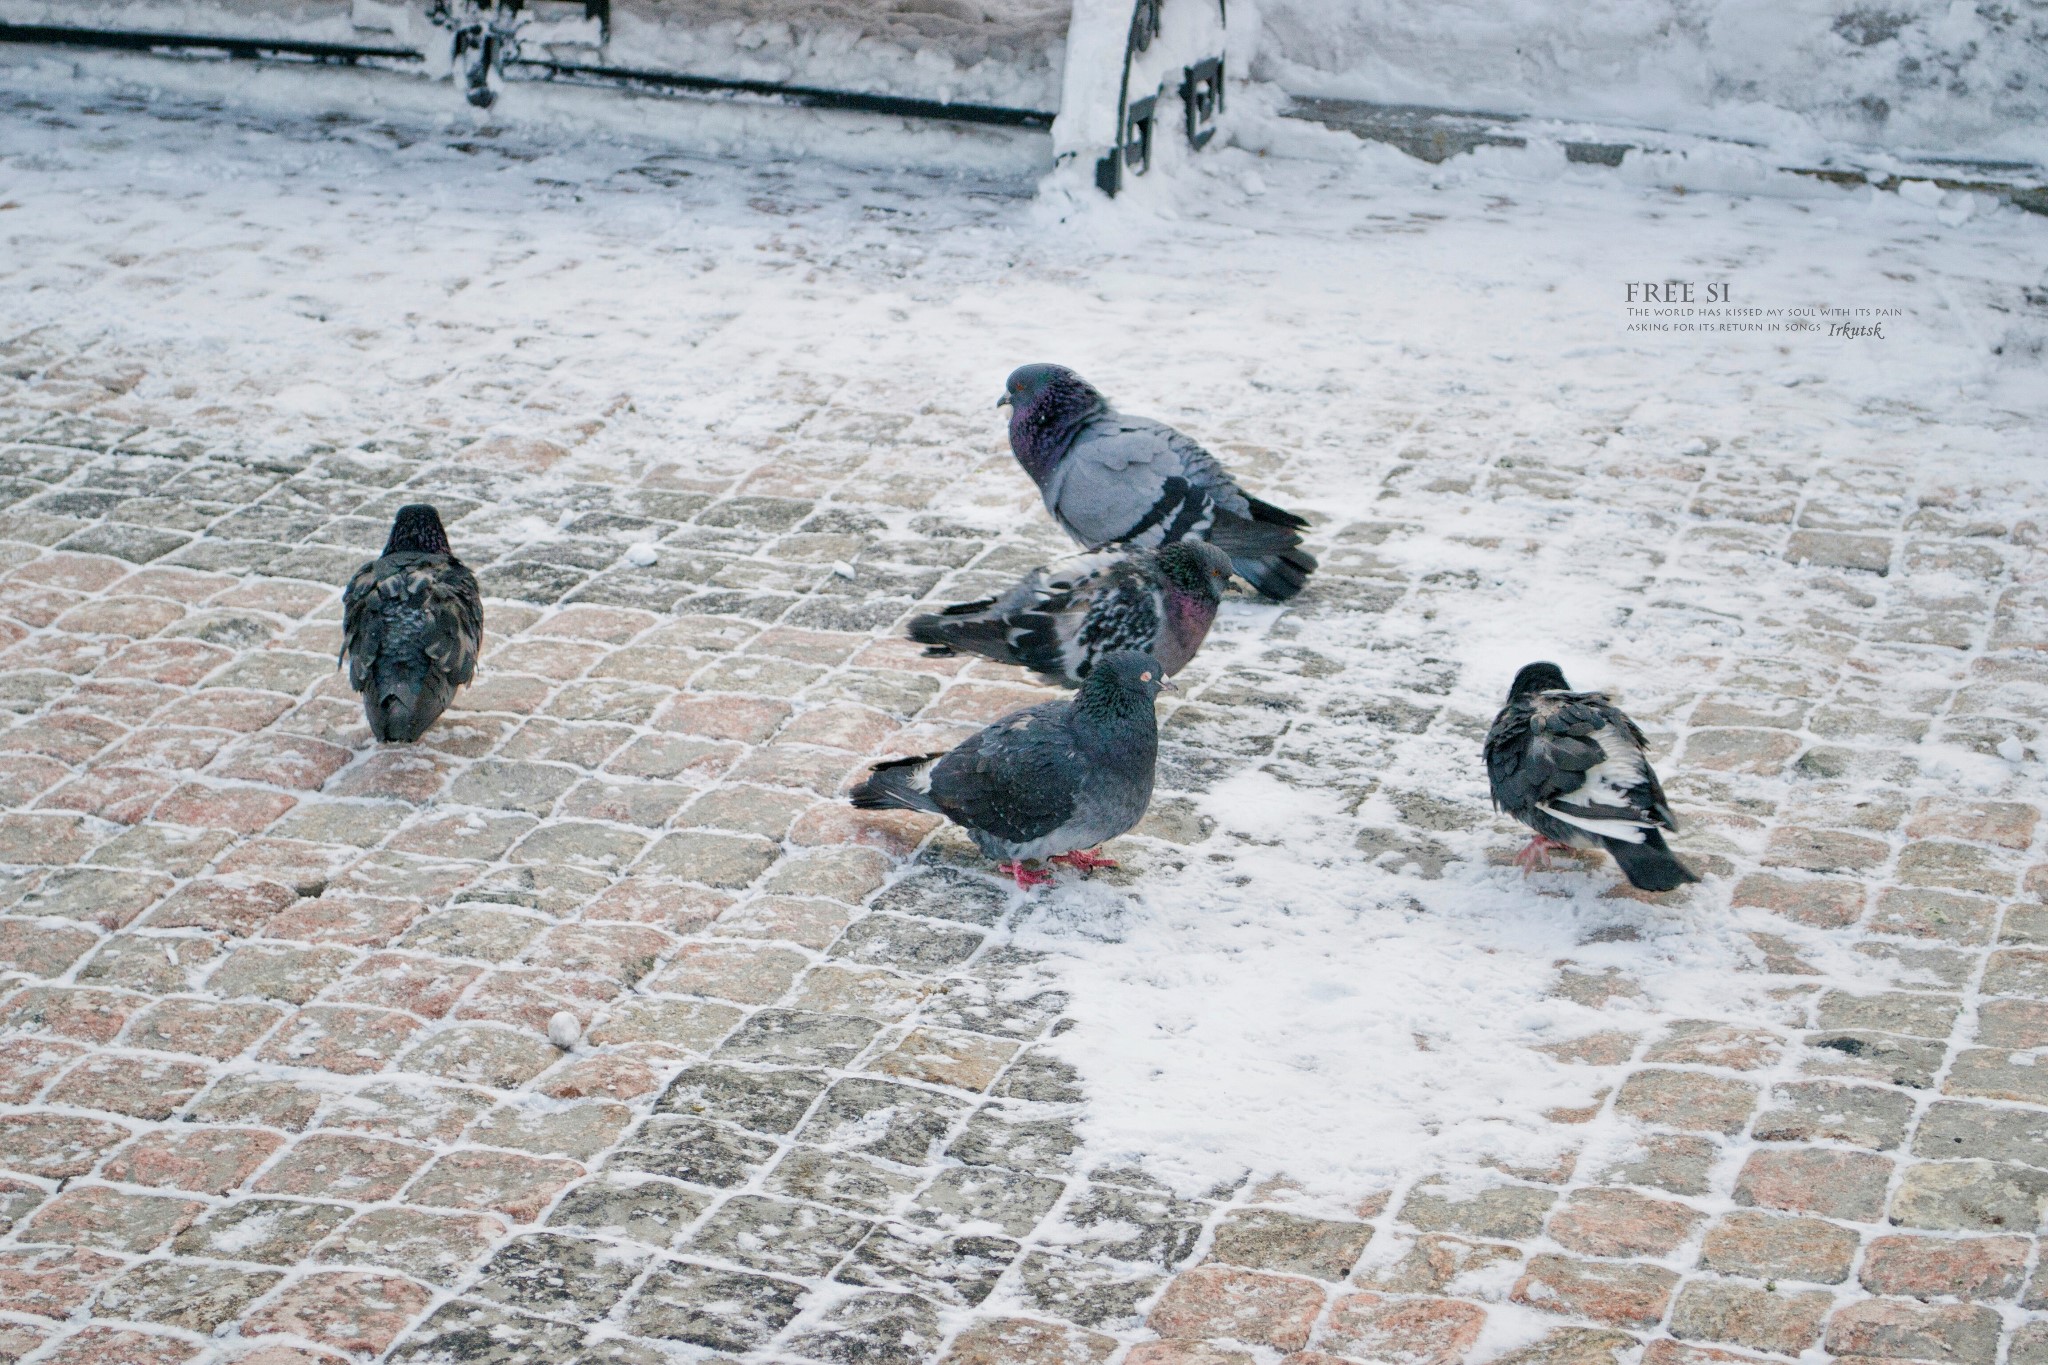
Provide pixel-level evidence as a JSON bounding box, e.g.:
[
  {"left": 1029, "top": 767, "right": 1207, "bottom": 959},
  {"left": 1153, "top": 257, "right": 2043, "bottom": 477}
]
[
  {"left": 850, "top": 650, "right": 1167, "bottom": 888},
  {"left": 1483, "top": 662, "right": 1699, "bottom": 892},
  {"left": 998, "top": 364, "right": 1317, "bottom": 602},
  {"left": 340, "top": 504, "right": 483, "bottom": 743},
  {"left": 907, "top": 540, "right": 1235, "bottom": 687}
]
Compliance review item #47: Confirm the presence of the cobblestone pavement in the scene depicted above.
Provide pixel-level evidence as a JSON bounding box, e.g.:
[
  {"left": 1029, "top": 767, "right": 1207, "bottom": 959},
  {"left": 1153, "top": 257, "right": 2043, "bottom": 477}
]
[{"left": 1, "top": 78, "right": 2047, "bottom": 1365}]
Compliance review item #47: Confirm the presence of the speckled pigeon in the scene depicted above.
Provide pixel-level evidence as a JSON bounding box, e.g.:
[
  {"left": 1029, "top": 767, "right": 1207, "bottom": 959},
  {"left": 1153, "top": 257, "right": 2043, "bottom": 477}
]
[
  {"left": 850, "top": 649, "right": 1167, "bottom": 888},
  {"left": 998, "top": 363, "right": 1317, "bottom": 602},
  {"left": 340, "top": 504, "right": 483, "bottom": 744},
  {"left": 907, "top": 539, "right": 1235, "bottom": 687},
  {"left": 1483, "top": 662, "right": 1698, "bottom": 892}
]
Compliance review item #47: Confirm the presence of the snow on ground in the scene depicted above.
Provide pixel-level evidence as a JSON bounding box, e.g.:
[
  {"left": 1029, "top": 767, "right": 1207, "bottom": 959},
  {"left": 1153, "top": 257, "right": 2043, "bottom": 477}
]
[{"left": 4, "top": 55, "right": 2047, "bottom": 1263}]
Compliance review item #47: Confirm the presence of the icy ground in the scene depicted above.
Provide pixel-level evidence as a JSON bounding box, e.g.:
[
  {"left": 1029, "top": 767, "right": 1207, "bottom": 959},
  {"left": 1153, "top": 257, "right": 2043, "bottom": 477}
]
[{"left": 0, "top": 74, "right": 2046, "bottom": 1364}]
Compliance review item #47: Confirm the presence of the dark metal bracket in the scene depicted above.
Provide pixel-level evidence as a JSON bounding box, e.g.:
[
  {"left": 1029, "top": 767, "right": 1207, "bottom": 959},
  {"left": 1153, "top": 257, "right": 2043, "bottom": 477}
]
[{"left": 1182, "top": 55, "right": 1222, "bottom": 149}]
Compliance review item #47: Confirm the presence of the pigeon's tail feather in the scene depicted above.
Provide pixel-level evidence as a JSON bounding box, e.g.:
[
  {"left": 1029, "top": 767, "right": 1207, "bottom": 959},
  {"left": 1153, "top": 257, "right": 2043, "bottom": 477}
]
[
  {"left": 850, "top": 754, "right": 946, "bottom": 815},
  {"left": 1205, "top": 516, "right": 1317, "bottom": 601},
  {"left": 365, "top": 663, "right": 455, "bottom": 744},
  {"left": 1244, "top": 493, "right": 1310, "bottom": 531},
  {"left": 1602, "top": 829, "right": 1700, "bottom": 892},
  {"left": 907, "top": 611, "right": 1012, "bottom": 664}
]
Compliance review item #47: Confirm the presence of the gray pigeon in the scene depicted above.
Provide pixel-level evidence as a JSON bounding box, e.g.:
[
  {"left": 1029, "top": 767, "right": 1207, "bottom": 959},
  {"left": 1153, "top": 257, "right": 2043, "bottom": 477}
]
[
  {"left": 850, "top": 650, "right": 1167, "bottom": 887},
  {"left": 1483, "top": 662, "right": 1698, "bottom": 892},
  {"left": 906, "top": 539, "right": 1234, "bottom": 687},
  {"left": 999, "top": 363, "right": 1317, "bottom": 601},
  {"left": 340, "top": 504, "right": 483, "bottom": 743}
]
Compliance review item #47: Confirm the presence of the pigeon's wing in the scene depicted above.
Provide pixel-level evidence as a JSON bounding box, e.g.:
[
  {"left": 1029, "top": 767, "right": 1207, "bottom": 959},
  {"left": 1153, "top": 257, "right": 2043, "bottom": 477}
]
[
  {"left": 1009, "top": 556, "right": 1162, "bottom": 681},
  {"left": 1500, "top": 693, "right": 1673, "bottom": 844},
  {"left": 927, "top": 701, "right": 1081, "bottom": 844},
  {"left": 418, "top": 558, "right": 484, "bottom": 686},
  {"left": 339, "top": 558, "right": 383, "bottom": 691},
  {"left": 1050, "top": 416, "right": 1243, "bottom": 548}
]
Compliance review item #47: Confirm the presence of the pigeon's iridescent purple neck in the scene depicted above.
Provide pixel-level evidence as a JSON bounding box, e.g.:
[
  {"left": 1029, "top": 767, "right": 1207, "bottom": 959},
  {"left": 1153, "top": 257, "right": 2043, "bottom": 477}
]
[
  {"left": 1157, "top": 583, "right": 1218, "bottom": 674},
  {"left": 1010, "top": 373, "right": 1107, "bottom": 485}
]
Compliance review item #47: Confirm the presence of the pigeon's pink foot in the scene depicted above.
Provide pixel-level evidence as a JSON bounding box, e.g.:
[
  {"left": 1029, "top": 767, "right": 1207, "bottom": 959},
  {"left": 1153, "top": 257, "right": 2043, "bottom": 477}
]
[
  {"left": 997, "top": 860, "right": 1055, "bottom": 889},
  {"left": 1050, "top": 848, "right": 1119, "bottom": 874},
  {"left": 1514, "top": 835, "right": 1568, "bottom": 874}
]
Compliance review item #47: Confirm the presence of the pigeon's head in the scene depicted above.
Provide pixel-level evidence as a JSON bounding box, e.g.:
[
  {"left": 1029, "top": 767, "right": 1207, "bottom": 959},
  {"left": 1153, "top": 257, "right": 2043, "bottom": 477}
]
[
  {"left": 1158, "top": 539, "right": 1236, "bottom": 603},
  {"left": 998, "top": 364, "right": 1108, "bottom": 478},
  {"left": 384, "top": 504, "right": 453, "bottom": 557},
  {"left": 1508, "top": 661, "right": 1571, "bottom": 699},
  {"left": 1084, "top": 649, "right": 1173, "bottom": 705}
]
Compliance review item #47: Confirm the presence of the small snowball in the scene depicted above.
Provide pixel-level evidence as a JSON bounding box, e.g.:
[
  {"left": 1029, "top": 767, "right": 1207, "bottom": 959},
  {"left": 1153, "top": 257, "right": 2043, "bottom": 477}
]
[
  {"left": 1897, "top": 178, "right": 1944, "bottom": 207},
  {"left": 548, "top": 1010, "right": 582, "bottom": 1049},
  {"left": 1998, "top": 737, "right": 2026, "bottom": 764},
  {"left": 624, "top": 542, "right": 659, "bottom": 567},
  {"left": 831, "top": 560, "right": 857, "bottom": 580}
]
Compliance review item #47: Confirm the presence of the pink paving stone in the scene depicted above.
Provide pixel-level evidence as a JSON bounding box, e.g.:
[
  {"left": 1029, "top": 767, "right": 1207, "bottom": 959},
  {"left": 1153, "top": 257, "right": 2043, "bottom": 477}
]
[
  {"left": 654, "top": 694, "right": 794, "bottom": 742},
  {"left": 1733, "top": 1148, "right": 1892, "bottom": 1223},
  {"left": 1547, "top": 1189, "right": 1705, "bottom": 1258},
  {"left": 150, "top": 687, "right": 295, "bottom": 733},
  {"left": 1127, "top": 1345, "right": 1253, "bottom": 1365},
  {"left": 1906, "top": 799, "right": 2040, "bottom": 850},
  {"left": 789, "top": 802, "right": 941, "bottom": 856},
  {"left": 258, "top": 1006, "right": 421, "bottom": 1074},
  {"left": 0, "top": 1246, "right": 127, "bottom": 1317},
  {"left": 112, "top": 566, "right": 236, "bottom": 602},
  {"left": 2, "top": 633, "right": 119, "bottom": 675},
  {"left": 852, "top": 637, "right": 971, "bottom": 675},
  {"left": 0, "top": 1112, "right": 131, "bottom": 1177},
  {"left": 208, "top": 579, "right": 334, "bottom": 616},
  {"left": 211, "top": 733, "right": 355, "bottom": 790},
  {"left": 242, "top": 1270, "right": 434, "bottom": 1355},
  {"left": 21, "top": 1185, "right": 206, "bottom": 1253},
  {"left": 1857, "top": 1233, "right": 2029, "bottom": 1300},
  {"left": 152, "top": 782, "right": 299, "bottom": 833},
  {"left": 37, "top": 768, "right": 178, "bottom": 824},
  {"left": 102, "top": 1126, "right": 285, "bottom": 1194},
  {"left": 528, "top": 923, "right": 671, "bottom": 985},
  {"left": 404, "top": 1149, "right": 584, "bottom": 1222},
  {"left": 128, "top": 998, "right": 287, "bottom": 1060},
  {"left": 229, "top": 1348, "right": 351, "bottom": 1365},
  {"left": 55, "top": 680, "right": 182, "bottom": 725},
  {"left": 0, "top": 923, "right": 98, "bottom": 981},
  {"left": 39, "top": 1327, "right": 206, "bottom": 1365},
  {"left": 1640, "top": 1344, "right": 1775, "bottom": 1365},
  {"left": 1148, "top": 1265, "right": 1326, "bottom": 1352},
  {"left": 0, "top": 987, "right": 145, "bottom": 1043},
  {"left": 45, "top": 1054, "right": 212, "bottom": 1120},
  {"left": 0, "top": 714, "right": 126, "bottom": 765},
  {"left": 0, "top": 581, "right": 80, "bottom": 629},
  {"left": 0, "top": 754, "right": 70, "bottom": 805},
  {"left": 321, "top": 747, "right": 455, "bottom": 802},
  {"left": 97, "top": 639, "right": 232, "bottom": 686},
  {"left": 327, "top": 953, "right": 483, "bottom": 1018},
  {"left": 143, "top": 878, "right": 299, "bottom": 935},
  {"left": 0, "top": 1038, "right": 86, "bottom": 1101},
  {"left": 775, "top": 702, "right": 900, "bottom": 752},
  {"left": 253, "top": 1132, "right": 433, "bottom": 1202},
  {"left": 264, "top": 895, "right": 422, "bottom": 947},
  {"left": 0, "top": 1323, "right": 51, "bottom": 1361},
  {"left": 453, "top": 968, "right": 616, "bottom": 1035},
  {"left": 0, "top": 813, "right": 101, "bottom": 866},
  {"left": 581, "top": 878, "right": 730, "bottom": 935},
  {"left": 1512, "top": 1256, "right": 1679, "bottom": 1329},
  {"left": 1320, "top": 1292, "right": 1486, "bottom": 1364},
  {"left": 92, "top": 726, "right": 233, "bottom": 773},
  {"left": 52, "top": 593, "right": 186, "bottom": 636},
  {"left": 13, "top": 554, "right": 127, "bottom": 592},
  {"left": 211, "top": 838, "right": 357, "bottom": 889},
  {"left": 537, "top": 1052, "right": 662, "bottom": 1101},
  {"left": 528, "top": 604, "right": 659, "bottom": 644},
  {"left": 1823, "top": 1298, "right": 2003, "bottom": 1362},
  {"left": 1729, "top": 873, "right": 1866, "bottom": 928}
]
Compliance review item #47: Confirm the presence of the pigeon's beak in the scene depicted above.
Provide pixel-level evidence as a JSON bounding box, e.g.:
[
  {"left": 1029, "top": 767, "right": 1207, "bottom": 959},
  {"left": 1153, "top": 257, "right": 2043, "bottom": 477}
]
[
  {"left": 1157, "top": 676, "right": 1177, "bottom": 692},
  {"left": 995, "top": 393, "right": 1013, "bottom": 410}
]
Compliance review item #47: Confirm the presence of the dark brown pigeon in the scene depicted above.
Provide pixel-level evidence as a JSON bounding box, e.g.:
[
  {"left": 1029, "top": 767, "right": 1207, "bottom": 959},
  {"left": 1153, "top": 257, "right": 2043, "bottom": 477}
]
[{"left": 341, "top": 504, "right": 483, "bottom": 743}]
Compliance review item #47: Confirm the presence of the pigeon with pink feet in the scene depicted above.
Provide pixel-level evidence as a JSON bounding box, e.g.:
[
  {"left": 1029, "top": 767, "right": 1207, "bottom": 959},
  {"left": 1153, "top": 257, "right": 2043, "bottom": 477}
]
[
  {"left": 1484, "top": 662, "right": 1698, "bottom": 893},
  {"left": 848, "top": 651, "right": 1167, "bottom": 889}
]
